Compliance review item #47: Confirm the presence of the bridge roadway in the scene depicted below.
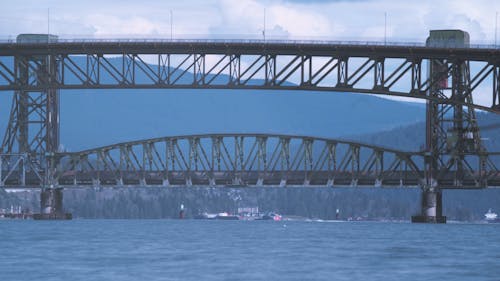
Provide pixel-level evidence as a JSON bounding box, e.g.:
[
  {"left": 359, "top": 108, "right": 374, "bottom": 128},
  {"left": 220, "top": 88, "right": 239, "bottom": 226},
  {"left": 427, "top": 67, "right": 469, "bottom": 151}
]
[{"left": 0, "top": 40, "right": 499, "bottom": 112}]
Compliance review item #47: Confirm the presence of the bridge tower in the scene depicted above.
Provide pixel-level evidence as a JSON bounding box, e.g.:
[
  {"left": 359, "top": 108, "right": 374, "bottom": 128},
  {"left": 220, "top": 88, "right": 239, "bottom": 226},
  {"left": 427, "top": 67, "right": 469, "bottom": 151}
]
[
  {"left": 412, "top": 30, "right": 485, "bottom": 223},
  {"left": 1, "top": 34, "right": 69, "bottom": 219}
]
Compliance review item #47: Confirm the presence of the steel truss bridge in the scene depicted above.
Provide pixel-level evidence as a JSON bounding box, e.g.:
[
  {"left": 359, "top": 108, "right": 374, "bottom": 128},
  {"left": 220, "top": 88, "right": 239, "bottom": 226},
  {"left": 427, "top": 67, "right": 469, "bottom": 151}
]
[
  {"left": 1, "top": 133, "right": 496, "bottom": 188},
  {"left": 0, "top": 38, "right": 499, "bottom": 191}
]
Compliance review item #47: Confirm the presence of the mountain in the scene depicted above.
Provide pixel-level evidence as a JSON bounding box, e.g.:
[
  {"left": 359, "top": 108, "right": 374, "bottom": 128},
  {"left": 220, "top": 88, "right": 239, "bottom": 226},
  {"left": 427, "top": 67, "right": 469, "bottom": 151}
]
[
  {"left": 349, "top": 111, "right": 500, "bottom": 152},
  {"left": 0, "top": 56, "right": 425, "bottom": 151},
  {"left": 58, "top": 90, "right": 425, "bottom": 151}
]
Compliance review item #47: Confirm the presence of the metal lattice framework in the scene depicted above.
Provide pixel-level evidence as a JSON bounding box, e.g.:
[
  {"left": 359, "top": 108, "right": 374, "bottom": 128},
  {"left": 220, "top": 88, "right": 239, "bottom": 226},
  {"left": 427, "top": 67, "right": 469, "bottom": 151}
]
[
  {"left": 0, "top": 40, "right": 499, "bottom": 190},
  {"left": 0, "top": 42, "right": 499, "bottom": 111},
  {"left": 425, "top": 58, "right": 484, "bottom": 190},
  {"left": 1, "top": 53, "right": 59, "bottom": 173},
  {"left": 1, "top": 134, "right": 499, "bottom": 188}
]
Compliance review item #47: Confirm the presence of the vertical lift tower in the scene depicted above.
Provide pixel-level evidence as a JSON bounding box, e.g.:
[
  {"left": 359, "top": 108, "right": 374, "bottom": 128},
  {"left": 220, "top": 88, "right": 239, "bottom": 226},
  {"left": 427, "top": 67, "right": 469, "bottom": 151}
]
[
  {"left": 412, "top": 30, "right": 484, "bottom": 223},
  {"left": 1, "top": 34, "right": 70, "bottom": 219}
]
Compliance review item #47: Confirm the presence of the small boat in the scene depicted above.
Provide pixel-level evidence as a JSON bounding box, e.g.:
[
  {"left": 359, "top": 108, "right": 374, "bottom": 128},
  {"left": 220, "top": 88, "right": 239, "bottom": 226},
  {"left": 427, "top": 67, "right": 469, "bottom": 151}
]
[
  {"left": 194, "top": 212, "right": 239, "bottom": 220},
  {"left": 215, "top": 212, "right": 239, "bottom": 220},
  {"left": 258, "top": 212, "right": 282, "bottom": 221},
  {"left": 484, "top": 209, "right": 500, "bottom": 223},
  {"left": 194, "top": 212, "right": 218, "bottom": 219}
]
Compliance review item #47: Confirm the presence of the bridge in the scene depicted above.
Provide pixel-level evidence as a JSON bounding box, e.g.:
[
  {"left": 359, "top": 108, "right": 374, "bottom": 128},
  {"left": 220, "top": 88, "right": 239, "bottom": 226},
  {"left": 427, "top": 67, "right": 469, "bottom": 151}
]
[
  {"left": 0, "top": 30, "right": 499, "bottom": 222},
  {"left": 3, "top": 134, "right": 500, "bottom": 188}
]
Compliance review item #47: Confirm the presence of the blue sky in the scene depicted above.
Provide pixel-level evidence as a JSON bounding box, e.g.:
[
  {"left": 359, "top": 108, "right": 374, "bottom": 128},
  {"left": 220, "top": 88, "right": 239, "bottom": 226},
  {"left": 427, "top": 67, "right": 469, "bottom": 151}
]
[{"left": 0, "top": 0, "right": 499, "bottom": 43}]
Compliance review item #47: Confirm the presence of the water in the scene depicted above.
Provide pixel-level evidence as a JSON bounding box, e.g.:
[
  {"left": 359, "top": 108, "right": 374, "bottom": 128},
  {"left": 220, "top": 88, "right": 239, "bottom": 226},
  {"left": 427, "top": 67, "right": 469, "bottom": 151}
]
[{"left": 0, "top": 220, "right": 499, "bottom": 281}]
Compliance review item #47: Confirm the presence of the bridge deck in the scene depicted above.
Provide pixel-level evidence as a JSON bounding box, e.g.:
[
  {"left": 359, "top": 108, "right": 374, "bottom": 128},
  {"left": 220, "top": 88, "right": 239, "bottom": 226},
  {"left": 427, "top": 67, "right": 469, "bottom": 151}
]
[
  {"left": 2, "top": 134, "right": 499, "bottom": 189},
  {"left": 0, "top": 41, "right": 499, "bottom": 60},
  {"left": 1, "top": 40, "right": 499, "bottom": 112}
]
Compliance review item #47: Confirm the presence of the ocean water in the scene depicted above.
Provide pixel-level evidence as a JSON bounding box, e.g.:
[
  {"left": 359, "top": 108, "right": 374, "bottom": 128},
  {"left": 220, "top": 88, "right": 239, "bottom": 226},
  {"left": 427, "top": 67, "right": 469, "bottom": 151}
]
[{"left": 0, "top": 220, "right": 499, "bottom": 281}]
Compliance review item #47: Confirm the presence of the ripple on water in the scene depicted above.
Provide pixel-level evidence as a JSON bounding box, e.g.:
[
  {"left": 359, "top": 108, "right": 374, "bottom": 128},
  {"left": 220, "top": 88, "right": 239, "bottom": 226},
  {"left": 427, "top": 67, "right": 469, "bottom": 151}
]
[{"left": 0, "top": 220, "right": 499, "bottom": 281}]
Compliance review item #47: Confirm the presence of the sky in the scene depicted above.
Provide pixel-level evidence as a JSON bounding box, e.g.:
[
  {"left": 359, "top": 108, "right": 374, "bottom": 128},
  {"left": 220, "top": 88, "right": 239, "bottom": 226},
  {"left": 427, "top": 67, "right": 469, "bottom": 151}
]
[{"left": 0, "top": 0, "right": 499, "bottom": 43}]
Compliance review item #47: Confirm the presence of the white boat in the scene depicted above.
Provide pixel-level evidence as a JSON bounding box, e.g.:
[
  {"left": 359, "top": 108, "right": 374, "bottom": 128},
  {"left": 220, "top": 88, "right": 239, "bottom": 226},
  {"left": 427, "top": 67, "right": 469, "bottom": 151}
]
[
  {"left": 484, "top": 209, "right": 500, "bottom": 223},
  {"left": 194, "top": 212, "right": 218, "bottom": 219},
  {"left": 215, "top": 212, "right": 239, "bottom": 220}
]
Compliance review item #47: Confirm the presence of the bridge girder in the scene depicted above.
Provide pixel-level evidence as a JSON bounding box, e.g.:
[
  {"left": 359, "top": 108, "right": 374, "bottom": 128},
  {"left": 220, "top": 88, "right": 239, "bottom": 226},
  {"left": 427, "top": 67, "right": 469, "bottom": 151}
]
[
  {"left": 0, "top": 42, "right": 499, "bottom": 112},
  {"left": 0, "top": 41, "right": 500, "bottom": 190},
  {"left": 1, "top": 134, "right": 498, "bottom": 188}
]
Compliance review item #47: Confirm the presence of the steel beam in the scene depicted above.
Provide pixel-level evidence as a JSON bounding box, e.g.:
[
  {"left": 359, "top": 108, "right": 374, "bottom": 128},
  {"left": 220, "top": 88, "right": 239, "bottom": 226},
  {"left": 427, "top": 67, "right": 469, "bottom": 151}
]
[
  {"left": 0, "top": 38, "right": 499, "bottom": 190},
  {"left": 1, "top": 42, "right": 500, "bottom": 112}
]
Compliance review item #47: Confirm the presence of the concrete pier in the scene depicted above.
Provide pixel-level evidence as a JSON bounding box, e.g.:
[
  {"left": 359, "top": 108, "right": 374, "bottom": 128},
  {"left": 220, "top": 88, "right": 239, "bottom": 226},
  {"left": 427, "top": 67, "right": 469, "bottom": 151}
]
[
  {"left": 33, "top": 188, "right": 72, "bottom": 220},
  {"left": 411, "top": 189, "right": 446, "bottom": 223}
]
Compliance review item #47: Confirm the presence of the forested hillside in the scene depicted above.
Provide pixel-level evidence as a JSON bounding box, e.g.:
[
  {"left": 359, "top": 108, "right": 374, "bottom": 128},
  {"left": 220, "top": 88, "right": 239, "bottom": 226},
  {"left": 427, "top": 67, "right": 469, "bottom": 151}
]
[{"left": 3, "top": 184, "right": 499, "bottom": 221}]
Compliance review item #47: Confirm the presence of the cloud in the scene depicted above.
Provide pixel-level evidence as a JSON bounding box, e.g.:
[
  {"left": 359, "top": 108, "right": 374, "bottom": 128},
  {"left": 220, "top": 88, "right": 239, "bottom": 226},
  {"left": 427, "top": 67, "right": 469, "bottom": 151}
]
[
  {"left": 213, "top": 0, "right": 332, "bottom": 38},
  {"left": 267, "top": 4, "right": 331, "bottom": 37},
  {"left": 0, "top": 0, "right": 498, "bottom": 43},
  {"left": 451, "top": 14, "right": 486, "bottom": 40},
  {"left": 266, "top": 25, "right": 290, "bottom": 38},
  {"left": 86, "top": 15, "right": 160, "bottom": 36},
  {"left": 281, "top": 0, "right": 371, "bottom": 3}
]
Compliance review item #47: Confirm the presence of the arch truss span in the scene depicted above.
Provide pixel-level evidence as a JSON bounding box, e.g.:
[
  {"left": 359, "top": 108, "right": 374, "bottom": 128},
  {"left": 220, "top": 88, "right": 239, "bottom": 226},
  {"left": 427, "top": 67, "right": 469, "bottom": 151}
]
[
  {"left": 44, "top": 134, "right": 499, "bottom": 189},
  {"left": 0, "top": 42, "right": 500, "bottom": 112}
]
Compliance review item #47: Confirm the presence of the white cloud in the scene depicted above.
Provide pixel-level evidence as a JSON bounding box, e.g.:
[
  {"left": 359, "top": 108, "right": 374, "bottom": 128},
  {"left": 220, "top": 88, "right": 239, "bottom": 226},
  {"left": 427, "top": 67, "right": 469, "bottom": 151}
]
[
  {"left": 85, "top": 15, "right": 159, "bottom": 36},
  {"left": 266, "top": 4, "right": 331, "bottom": 37},
  {"left": 0, "top": 0, "right": 498, "bottom": 43},
  {"left": 212, "top": 0, "right": 332, "bottom": 38}
]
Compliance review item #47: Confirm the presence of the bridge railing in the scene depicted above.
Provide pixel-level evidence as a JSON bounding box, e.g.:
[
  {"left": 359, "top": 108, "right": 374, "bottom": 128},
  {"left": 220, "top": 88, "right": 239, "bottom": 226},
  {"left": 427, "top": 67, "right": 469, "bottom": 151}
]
[{"left": 0, "top": 37, "right": 499, "bottom": 49}]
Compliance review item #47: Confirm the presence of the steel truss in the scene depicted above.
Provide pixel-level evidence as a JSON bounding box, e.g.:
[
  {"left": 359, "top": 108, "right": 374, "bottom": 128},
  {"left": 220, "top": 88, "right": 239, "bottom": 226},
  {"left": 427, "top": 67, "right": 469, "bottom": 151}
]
[
  {"left": 0, "top": 41, "right": 500, "bottom": 189},
  {"left": 426, "top": 58, "right": 487, "bottom": 190},
  {"left": 0, "top": 42, "right": 499, "bottom": 112},
  {"left": 1, "top": 134, "right": 498, "bottom": 188},
  {"left": 0, "top": 51, "right": 59, "bottom": 188}
]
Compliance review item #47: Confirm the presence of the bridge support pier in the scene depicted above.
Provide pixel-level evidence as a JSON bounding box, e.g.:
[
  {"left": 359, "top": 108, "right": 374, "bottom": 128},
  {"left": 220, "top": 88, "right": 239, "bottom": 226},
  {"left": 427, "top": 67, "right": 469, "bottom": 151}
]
[
  {"left": 33, "top": 188, "right": 72, "bottom": 220},
  {"left": 411, "top": 189, "right": 446, "bottom": 223}
]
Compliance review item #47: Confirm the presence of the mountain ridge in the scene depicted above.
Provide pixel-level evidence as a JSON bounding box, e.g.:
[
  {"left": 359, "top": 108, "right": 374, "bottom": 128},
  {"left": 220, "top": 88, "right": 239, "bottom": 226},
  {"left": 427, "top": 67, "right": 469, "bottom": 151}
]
[{"left": 0, "top": 54, "right": 426, "bottom": 151}]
